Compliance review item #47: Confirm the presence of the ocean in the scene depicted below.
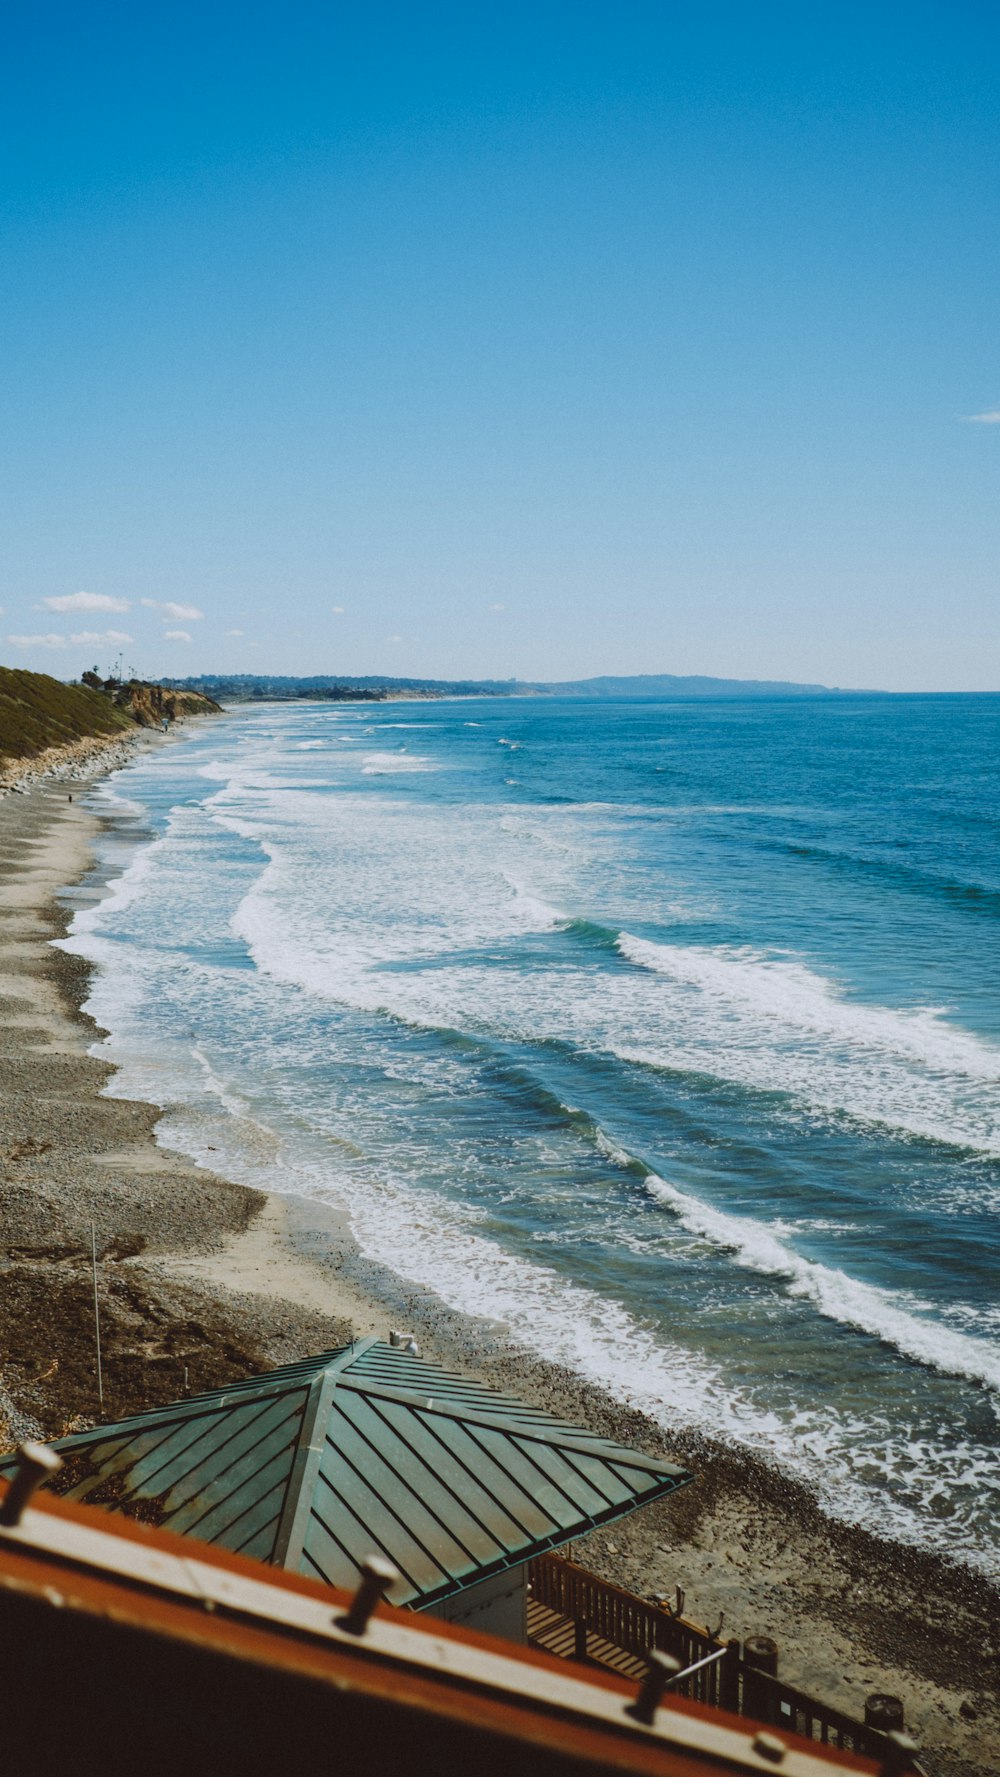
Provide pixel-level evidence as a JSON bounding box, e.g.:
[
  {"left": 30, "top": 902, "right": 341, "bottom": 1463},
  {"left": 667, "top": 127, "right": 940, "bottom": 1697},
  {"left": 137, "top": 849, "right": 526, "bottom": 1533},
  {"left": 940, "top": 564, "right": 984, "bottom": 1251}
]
[{"left": 62, "top": 693, "right": 1000, "bottom": 1577}]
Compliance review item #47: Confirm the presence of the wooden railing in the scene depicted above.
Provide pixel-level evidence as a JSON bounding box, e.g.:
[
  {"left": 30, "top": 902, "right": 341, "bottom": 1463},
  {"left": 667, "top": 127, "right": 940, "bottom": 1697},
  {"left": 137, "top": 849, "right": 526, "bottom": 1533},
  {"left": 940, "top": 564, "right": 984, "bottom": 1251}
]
[
  {"left": 529, "top": 1553, "right": 739, "bottom": 1710},
  {"left": 528, "top": 1554, "right": 901, "bottom": 1761},
  {"left": 747, "top": 1670, "right": 875, "bottom": 1755}
]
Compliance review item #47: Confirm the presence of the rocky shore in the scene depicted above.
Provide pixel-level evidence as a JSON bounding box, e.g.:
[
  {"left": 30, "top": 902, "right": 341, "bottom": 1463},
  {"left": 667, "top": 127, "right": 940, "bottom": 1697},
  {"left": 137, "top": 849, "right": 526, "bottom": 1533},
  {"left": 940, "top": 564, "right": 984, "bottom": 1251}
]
[
  {"left": 0, "top": 726, "right": 156, "bottom": 796},
  {"left": 0, "top": 772, "right": 997, "bottom": 1776}
]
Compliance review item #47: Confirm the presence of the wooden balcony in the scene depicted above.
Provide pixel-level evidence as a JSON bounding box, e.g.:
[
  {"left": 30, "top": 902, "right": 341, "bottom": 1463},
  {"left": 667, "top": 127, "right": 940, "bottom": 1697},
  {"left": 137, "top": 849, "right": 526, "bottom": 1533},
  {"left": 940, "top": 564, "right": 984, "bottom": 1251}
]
[{"left": 527, "top": 1553, "right": 919, "bottom": 1765}]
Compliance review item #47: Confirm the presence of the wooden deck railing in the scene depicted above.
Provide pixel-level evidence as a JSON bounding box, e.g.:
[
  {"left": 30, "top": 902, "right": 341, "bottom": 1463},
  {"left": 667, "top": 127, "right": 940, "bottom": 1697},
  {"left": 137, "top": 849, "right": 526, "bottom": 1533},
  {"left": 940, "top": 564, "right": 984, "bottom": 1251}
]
[
  {"left": 528, "top": 1554, "right": 901, "bottom": 1761},
  {"left": 529, "top": 1552, "right": 740, "bottom": 1709}
]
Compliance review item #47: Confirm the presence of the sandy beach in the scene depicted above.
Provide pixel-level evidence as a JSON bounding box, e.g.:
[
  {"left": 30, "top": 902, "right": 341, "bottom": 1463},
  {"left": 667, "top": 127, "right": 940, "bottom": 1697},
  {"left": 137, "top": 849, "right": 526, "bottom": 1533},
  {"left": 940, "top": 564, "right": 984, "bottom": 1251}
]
[{"left": 0, "top": 756, "right": 997, "bottom": 1776}]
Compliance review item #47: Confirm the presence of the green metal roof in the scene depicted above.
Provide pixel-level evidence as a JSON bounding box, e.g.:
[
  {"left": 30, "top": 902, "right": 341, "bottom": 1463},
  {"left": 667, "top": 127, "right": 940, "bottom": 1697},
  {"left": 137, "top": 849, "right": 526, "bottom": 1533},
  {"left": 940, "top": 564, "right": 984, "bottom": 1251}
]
[{"left": 3, "top": 1339, "right": 692, "bottom": 1608}]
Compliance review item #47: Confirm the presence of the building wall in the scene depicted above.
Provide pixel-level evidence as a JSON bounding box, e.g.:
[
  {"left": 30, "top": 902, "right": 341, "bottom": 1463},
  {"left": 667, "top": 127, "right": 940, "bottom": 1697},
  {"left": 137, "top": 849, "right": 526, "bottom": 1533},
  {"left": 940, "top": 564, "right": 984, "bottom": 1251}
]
[{"left": 425, "top": 1564, "right": 527, "bottom": 1643}]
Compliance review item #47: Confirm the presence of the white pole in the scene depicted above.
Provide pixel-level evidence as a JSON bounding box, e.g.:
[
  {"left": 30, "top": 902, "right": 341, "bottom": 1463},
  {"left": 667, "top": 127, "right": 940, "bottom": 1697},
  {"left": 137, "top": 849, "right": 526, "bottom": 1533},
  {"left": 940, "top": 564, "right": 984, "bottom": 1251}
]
[{"left": 91, "top": 1222, "right": 104, "bottom": 1413}]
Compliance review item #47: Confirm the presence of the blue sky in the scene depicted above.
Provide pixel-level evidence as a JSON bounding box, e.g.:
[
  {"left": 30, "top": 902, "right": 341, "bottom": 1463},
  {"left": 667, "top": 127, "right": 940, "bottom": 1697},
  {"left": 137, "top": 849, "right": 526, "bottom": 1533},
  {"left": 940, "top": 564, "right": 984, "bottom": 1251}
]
[{"left": 1, "top": 3, "right": 998, "bottom": 689}]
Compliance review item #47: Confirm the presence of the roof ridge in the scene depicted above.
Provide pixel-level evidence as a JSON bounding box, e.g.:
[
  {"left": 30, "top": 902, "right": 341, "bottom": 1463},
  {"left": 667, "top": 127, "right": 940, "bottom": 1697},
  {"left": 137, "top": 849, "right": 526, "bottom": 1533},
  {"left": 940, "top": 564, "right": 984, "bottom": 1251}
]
[{"left": 271, "top": 1337, "right": 381, "bottom": 1569}]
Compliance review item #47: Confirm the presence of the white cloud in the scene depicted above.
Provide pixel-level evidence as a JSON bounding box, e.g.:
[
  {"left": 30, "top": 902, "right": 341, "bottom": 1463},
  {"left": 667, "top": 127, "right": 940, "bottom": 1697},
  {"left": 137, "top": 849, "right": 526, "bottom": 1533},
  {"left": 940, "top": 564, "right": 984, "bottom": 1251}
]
[
  {"left": 226, "top": 627, "right": 244, "bottom": 637},
  {"left": 6, "top": 625, "right": 132, "bottom": 649},
  {"left": 139, "top": 598, "right": 204, "bottom": 619},
  {"left": 489, "top": 602, "right": 506, "bottom": 612},
  {"left": 70, "top": 629, "right": 133, "bottom": 646},
  {"left": 44, "top": 590, "right": 130, "bottom": 613},
  {"left": 963, "top": 411, "right": 1000, "bottom": 423},
  {"left": 386, "top": 633, "right": 404, "bottom": 643},
  {"left": 331, "top": 605, "right": 345, "bottom": 614},
  {"left": 7, "top": 625, "right": 131, "bottom": 653},
  {"left": 163, "top": 628, "right": 192, "bottom": 643}
]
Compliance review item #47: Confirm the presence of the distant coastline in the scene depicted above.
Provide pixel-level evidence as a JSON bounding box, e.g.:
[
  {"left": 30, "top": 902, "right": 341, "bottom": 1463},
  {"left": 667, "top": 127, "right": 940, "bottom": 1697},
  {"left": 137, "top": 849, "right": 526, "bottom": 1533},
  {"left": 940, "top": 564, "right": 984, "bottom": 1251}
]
[{"left": 162, "top": 669, "right": 868, "bottom": 703}]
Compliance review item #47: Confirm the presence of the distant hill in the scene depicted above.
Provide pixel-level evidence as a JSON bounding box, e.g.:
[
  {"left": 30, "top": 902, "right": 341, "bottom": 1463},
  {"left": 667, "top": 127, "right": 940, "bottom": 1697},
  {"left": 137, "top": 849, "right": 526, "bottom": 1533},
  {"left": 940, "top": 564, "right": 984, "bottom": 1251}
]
[
  {"left": 168, "top": 670, "right": 850, "bottom": 702},
  {"left": 535, "top": 673, "right": 845, "bottom": 698}
]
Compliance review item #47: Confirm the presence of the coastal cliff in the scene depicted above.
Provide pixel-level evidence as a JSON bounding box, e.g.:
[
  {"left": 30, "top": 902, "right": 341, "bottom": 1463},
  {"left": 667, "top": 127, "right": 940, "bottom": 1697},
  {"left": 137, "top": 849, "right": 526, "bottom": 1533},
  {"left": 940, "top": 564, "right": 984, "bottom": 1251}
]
[
  {"left": 0, "top": 667, "right": 131, "bottom": 762},
  {"left": 80, "top": 672, "right": 222, "bottom": 727},
  {"left": 0, "top": 666, "right": 221, "bottom": 792}
]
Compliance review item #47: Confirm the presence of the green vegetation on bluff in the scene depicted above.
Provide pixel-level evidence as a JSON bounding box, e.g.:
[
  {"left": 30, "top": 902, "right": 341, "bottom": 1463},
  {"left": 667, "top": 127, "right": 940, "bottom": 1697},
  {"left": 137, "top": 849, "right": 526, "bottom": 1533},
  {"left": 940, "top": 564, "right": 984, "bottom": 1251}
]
[{"left": 0, "top": 666, "right": 131, "bottom": 764}]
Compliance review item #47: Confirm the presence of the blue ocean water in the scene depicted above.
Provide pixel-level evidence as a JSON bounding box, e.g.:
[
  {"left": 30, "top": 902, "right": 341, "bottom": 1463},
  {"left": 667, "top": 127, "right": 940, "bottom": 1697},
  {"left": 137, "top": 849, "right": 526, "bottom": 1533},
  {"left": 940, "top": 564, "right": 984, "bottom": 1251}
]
[{"left": 64, "top": 695, "right": 1000, "bottom": 1574}]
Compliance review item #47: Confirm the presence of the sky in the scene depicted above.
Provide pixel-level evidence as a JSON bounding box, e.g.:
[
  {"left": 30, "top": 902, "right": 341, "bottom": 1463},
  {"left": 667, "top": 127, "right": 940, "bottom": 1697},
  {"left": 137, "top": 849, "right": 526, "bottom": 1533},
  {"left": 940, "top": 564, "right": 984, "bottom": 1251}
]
[{"left": 1, "top": 3, "right": 998, "bottom": 690}]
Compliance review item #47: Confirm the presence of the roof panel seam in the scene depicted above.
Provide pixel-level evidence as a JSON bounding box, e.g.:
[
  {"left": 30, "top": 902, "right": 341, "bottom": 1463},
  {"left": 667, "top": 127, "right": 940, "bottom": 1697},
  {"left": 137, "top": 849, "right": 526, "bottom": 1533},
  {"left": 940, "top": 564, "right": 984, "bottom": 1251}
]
[{"left": 318, "top": 1428, "right": 467, "bottom": 1586}]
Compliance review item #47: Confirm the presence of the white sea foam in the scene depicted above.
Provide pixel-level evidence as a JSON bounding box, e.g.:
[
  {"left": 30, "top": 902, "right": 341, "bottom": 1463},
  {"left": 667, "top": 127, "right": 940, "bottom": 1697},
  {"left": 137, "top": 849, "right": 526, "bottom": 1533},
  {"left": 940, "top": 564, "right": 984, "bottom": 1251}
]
[
  {"left": 612, "top": 935, "right": 1000, "bottom": 1155},
  {"left": 593, "top": 1125, "right": 635, "bottom": 1170},
  {"left": 209, "top": 757, "right": 1000, "bottom": 1155},
  {"left": 231, "top": 849, "right": 564, "bottom": 992},
  {"left": 618, "top": 934, "right": 1000, "bottom": 1081},
  {"left": 503, "top": 876, "right": 564, "bottom": 930},
  {"left": 215, "top": 779, "right": 579, "bottom": 987},
  {"left": 559, "top": 1100, "right": 1000, "bottom": 1393},
  {"left": 190, "top": 1047, "right": 255, "bottom": 1121},
  {"left": 137, "top": 1081, "right": 998, "bottom": 1567},
  {"left": 55, "top": 703, "right": 1000, "bottom": 1576},
  {"left": 642, "top": 1172, "right": 1000, "bottom": 1392},
  {"left": 361, "top": 751, "right": 434, "bottom": 774},
  {"left": 230, "top": 834, "right": 1000, "bottom": 1155},
  {"left": 62, "top": 834, "right": 164, "bottom": 937},
  {"left": 57, "top": 912, "right": 1000, "bottom": 1569},
  {"left": 226, "top": 827, "right": 1000, "bottom": 1392},
  {"left": 120, "top": 1011, "right": 981, "bottom": 1565},
  {"left": 88, "top": 783, "right": 150, "bottom": 822}
]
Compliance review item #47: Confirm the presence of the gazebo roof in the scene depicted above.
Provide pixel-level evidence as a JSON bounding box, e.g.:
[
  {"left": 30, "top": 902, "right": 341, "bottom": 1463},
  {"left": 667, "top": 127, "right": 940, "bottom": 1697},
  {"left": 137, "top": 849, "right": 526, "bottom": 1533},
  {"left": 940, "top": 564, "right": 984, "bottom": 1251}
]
[{"left": 10, "top": 1338, "right": 692, "bottom": 1608}]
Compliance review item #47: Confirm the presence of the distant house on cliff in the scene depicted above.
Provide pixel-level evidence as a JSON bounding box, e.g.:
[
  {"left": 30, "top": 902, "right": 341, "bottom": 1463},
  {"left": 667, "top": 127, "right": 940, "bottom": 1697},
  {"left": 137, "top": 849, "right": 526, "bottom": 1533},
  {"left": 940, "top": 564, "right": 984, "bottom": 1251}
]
[{"left": 5, "top": 1337, "right": 691, "bottom": 1641}]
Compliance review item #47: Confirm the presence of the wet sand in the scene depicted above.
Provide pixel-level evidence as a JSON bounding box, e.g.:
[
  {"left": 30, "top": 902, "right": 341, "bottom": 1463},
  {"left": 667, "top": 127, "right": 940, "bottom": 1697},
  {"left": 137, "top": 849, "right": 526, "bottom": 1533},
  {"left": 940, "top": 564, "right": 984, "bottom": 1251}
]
[{"left": 0, "top": 758, "right": 997, "bottom": 1776}]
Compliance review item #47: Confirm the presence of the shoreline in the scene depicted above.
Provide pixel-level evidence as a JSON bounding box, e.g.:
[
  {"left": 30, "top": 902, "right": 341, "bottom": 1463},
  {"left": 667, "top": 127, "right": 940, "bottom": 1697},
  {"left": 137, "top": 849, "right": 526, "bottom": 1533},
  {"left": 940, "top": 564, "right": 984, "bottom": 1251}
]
[
  {"left": 0, "top": 765, "right": 997, "bottom": 1773},
  {"left": 0, "top": 722, "right": 161, "bottom": 795}
]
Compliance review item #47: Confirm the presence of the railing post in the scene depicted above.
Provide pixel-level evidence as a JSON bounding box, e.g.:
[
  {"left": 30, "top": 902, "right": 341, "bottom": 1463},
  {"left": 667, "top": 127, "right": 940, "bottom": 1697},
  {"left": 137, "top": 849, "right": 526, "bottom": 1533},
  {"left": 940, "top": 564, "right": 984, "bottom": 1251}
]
[
  {"left": 742, "top": 1634, "right": 779, "bottom": 1724},
  {"left": 573, "top": 1618, "right": 589, "bottom": 1662},
  {"left": 866, "top": 1695, "right": 905, "bottom": 1733},
  {"left": 720, "top": 1637, "right": 741, "bottom": 1714}
]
